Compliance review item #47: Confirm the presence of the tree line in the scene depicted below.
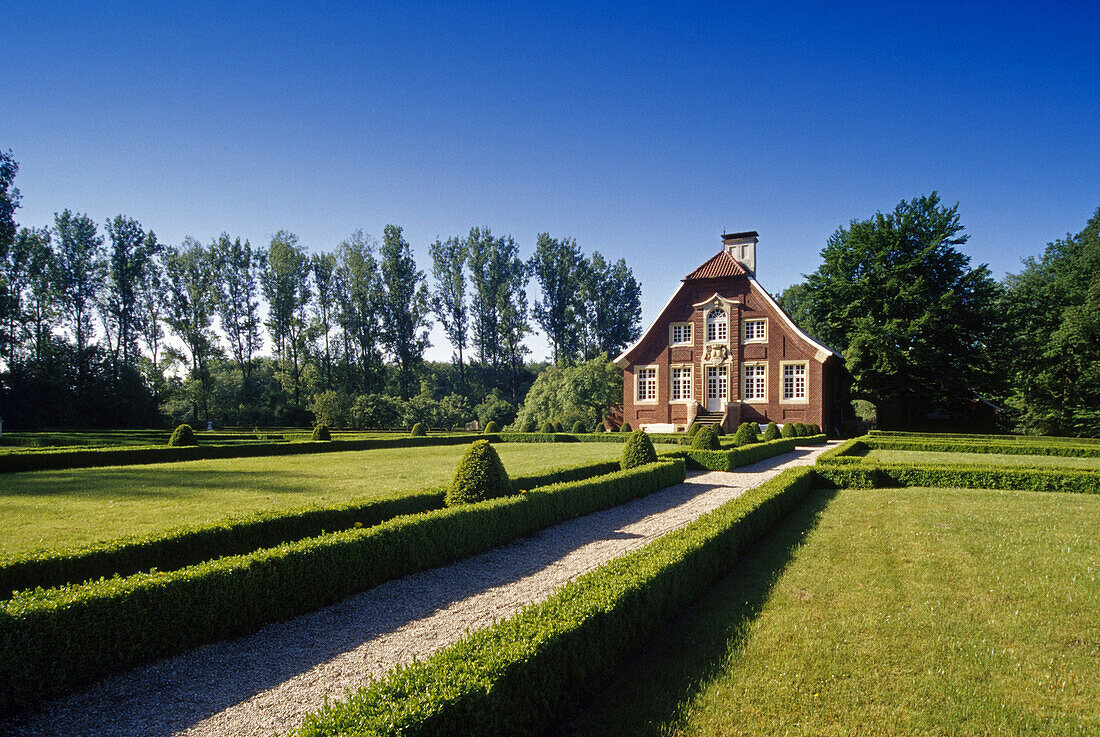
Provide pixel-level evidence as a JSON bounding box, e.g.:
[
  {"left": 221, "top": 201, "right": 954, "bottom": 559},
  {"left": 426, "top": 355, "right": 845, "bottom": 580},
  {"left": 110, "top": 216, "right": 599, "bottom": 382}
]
[
  {"left": 0, "top": 150, "right": 641, "bottom": 429},
  {"left": 778, "top": 193, "right": 1100, "bottom": 436}
]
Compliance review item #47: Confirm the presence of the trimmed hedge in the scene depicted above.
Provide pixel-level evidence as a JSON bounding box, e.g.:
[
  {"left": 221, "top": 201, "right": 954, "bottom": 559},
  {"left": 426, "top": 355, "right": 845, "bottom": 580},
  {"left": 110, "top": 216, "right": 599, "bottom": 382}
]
[
  {"left": 673, "top": 438, "right": 797, "bottom": 471},
  {"left": 691, "top": 426, "right": 720, "bottom": 450},
  {"left": 868, "top": 430, "right": 1100, "bottom": 446},
  {"left": 762, "top": 421, "right": 780, "bottom": 441},
  {"left": 815, "top": 436, "right": 869, "bottom": 464},
  {"left": 865, "top": 436, "right": 1100, "bottom": 458},
  {"left": 621, "top": 431, "right": 658, "bottom": 470},
  {"left": 1, "top": 458, "right": 623, "bottom": 596},
  {"left": 311, "top": 425, "right": 332, "bottom": 442},
  {"left": 410, "top": 423, "right": 427, "bottom": 437},
  {"left": 619, "top": 423, "right": 632, "bottom": 432},
  {"left": 0, "top": 460, "right": 685, "bottom": 716},
  {"left": 733, "top": 423, "right": 758, "bottom": 447},
  {"left": 814, "top": 463, "right": 1100, "bottom": 494},
  {"left": 794, "top": 434, "right": 828, "bottom": 446},
  {"left": 482, "top": 421, "right": 500, "bottom": 434},
  {"left": 292, "top": 465, "right": 816, "bottom": 737},
  {"left": 540, "top": 422, "right": 555, "bottom": 434},
  {"left": 445, "top": 441, "right": 510, "bottom": 506},
  {"left": 167, "top": 424, "right": 196, "bottom": 447},
  {"left": 571, "top": 421, "right": 586, "bottom": 434}
]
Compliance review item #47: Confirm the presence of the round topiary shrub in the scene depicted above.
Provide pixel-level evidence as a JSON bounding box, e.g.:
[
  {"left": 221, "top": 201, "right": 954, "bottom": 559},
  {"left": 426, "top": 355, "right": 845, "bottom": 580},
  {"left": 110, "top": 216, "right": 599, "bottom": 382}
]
[
  {"left": 571, "top": 420, "right": 586, "bottom": 433},
  {"left": 809, "top": 423, "right": 821, "bottom": 436},
  {"left": 691, "top": 425, "right": 720, "bottom": 450},
  {"left": 763, "top": 421, "right": 781, "bottom": 441},
  {"left": 522, "top": 419, "right": 537, "bottom": 433},
  {"left": 168, "top": 424, "right": 197, "bottom": 447},
  {"left": 445, "top": 439, "right": 511, "bottom": 506},
  {"left": 621, "top": 430, "right": 658, "bottom": 469},
  {"left": 781, "top": 422, "right": 796, "bottom": 438},
  {"left": 410, "top": 422, "right": 427, "bottom": 437},
  {"left": 687, "top": 422, "right": 701, "bottom": 438},
  {"left": 594, "top": 423, "right": 605, "bottom": 433},
  {"left": 540, "top": 421, "right": 555, "bottom": 434},
  {"left": 553, "top": 421, "right": 564, "bottom": 433},
  {"left": 713, "top": 424, "right": 725, "bottom": 436},
  {"left": 483, "top": 420, "right": 500, "bottom": 434},
  {"left": 794, "top": 422, "right": 807, "bottom": 437},
  {"left": 619, "top": 422, "right": 632, "bottom": 433},
  {"left": 733, "top": 422, "right": 758, "bottom": 446},
  {"left": 311, "top": 424, "right": 332, "bottom": 441}
]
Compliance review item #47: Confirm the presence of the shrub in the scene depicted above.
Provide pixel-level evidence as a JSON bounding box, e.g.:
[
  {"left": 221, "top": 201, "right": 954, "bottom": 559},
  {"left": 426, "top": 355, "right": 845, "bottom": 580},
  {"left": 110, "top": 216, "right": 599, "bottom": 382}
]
[
  {"left": 483, "top": 421, "right": 500, "bottom": 434},
  {"left": 594, "top": 423, "right": 605, "bottom": 433},
  {"left": 167, "top": 424, "right": 196, "bottom": 447},
  {"left": 311, "top": 424, "right": 331, "bottom": 442},
  {"left": 687, "top": 422, "right": 701, "bottom": 438},
  {"left": 678, "top": 438, "right": 797, "bottom": 471},
  {"left": 571, "top": 421, "right": 587, "bottom": 434},
  {"left": 763, "top": 421, "right": 781, "bottom": 441},
  {"left": 692, "top": 425, "right": 720, "bottom": 450},
  {"left": 793, "top": 422, "right": 808, "bottom": 437},
  {"left": 553, "top": 422, "right": 565, "bottom": 433},
  {"left": 522, "top": 420, "right": 538, "bottom": 433},
  {"left": 619, "top": 423, "right": 632, "bottom": 433},
  {"left": 620, "top": 430, "right": 658, "bottom": 470},
  {"left": 410, "top": 422, "right": 427, "bottom": 437},
  {"left": 781, "top": 422, "right": 796, "bottom": 438},
  {"left": 733, "top": 422, "right": 758, "bottom": 446},
  {"left": 713, "top": 424, "right": 725, "bottom": 436},
  {"left": 445, "top": 440, "right": 511, "bottom": 506},
  {"left": 809, "top": 423, "right": 821, "bottom": 435},
  {"left": 540, "top": 421, "right": 555, "bottom": 434}
]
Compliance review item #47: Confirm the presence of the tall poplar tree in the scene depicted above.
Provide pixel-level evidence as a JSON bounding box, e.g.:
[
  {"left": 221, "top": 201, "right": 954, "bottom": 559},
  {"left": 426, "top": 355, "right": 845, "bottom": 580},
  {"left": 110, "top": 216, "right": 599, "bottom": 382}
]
[
  {"left": 429, "top": 235, "right": 468, "bottom": 381},
  {"left": 530, "top": 233, "right": 584, "bottom": 364},
  {"left": 262, "top": 231, "right": 311, "bottom": 410},
  {"left": 213, "top": 234, "right": 264, "bottom": 384},
  {"left": 53, "top": 209, "right": 104, "bottom": 387},
  {"left": 103, "top": 215, "right": 159, "bottom": 368},
  {"left": 163, "top": 238, "right": 218, "bottom": 421},
  {"left": 335, "top": 230, "right": 383, "bottom": 394},
  {"left": 378, "top": 225, "right": 430, "bottom": 398},
  {"left": 311, "top": 251, "right": 337, "bottom": 390}
]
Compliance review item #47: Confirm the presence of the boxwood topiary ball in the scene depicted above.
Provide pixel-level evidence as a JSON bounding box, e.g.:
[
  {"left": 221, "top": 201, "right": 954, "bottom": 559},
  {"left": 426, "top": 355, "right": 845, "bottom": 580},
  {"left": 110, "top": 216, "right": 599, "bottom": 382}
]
[
  {"left": 763, "top": 421, "right": 781, "bottom": 441},
  {"left": 619, "top": 422, "right": 632, "bottom": 433},
  {"left": 553, "top": 421, "right": 565, "bottom": 433},
  {"left": 691, "top": 425, "right": 720, "bottom": 450},
  {"left": 540, "top": 421, "right": 555, "bottom": 434},
  {"left": 781, "top": 422, "right": 796, "bottom": 438},
  {"left": 168, "top": 424, "right": 197, "bottom": 447},
  {"left": 410, "top": 422, "right": 427, "bottom": 437},
  {"left": 733, "top": 422, "right": 758, "bottom": 447},
  {"left": 687, "top": 422, "right": 701, "bottom": 438},
  {"left": 311, "top": 424, "right": 332, "bottom": 441},
  {"left": 571, "top": 421, "right": 586, "bottom": 433},
  {"left": 445, "top": 439, "right": 511, "bottom": 506},
  {"left": 483, "top": 420, "right": 500, "bottom": 434},
  {"left": 522, "top": 419, "right": 537, "bottom": 433},
  {"left": 621, "top": 430, "right": 658, "bottom": 469},
  {"left": 594, "top": 423, "right": 605, "bottom": 433}
]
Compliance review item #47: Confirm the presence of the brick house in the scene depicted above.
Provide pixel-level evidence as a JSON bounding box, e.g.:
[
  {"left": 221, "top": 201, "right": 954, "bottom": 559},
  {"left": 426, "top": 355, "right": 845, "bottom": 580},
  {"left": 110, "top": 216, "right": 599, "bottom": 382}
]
[{"left": 614, "top": 231, "right": 847, "bottom": 434}]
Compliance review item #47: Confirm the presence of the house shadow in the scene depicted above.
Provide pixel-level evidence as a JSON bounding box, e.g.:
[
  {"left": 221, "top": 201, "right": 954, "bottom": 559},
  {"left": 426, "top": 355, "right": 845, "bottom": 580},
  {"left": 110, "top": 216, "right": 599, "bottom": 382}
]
[
  {"left": 1, "top": 474, "right": 737, "bottom": 737},
  {"left": 553, "top": 487, "right": 839, "bottom": 737}
]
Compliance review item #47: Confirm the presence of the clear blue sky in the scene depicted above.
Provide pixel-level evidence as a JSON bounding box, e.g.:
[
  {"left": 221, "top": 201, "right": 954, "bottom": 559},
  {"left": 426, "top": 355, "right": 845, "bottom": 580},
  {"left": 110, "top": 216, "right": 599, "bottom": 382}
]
[{"left": 4, "top": 0, "right": 1098, "bottom": 361}]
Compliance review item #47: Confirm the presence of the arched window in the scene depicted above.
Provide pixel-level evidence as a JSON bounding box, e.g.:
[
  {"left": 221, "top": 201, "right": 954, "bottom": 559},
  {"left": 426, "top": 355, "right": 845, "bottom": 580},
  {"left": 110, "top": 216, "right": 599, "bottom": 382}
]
[{"left": 706, "top": 308, "right": 727, "bottom": 342}]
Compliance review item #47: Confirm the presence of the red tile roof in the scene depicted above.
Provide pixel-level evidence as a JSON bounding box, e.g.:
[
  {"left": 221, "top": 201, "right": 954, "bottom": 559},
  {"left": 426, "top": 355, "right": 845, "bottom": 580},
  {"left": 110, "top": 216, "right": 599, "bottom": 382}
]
[{"left": 684, "top": 250, "right": 747, "bottom": 280}]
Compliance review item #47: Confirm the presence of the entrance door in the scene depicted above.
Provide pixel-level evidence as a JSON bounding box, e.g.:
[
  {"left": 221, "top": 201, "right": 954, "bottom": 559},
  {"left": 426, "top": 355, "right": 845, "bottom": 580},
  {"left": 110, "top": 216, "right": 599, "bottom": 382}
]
[{"left": 706, "top": 365, "right": 727, "bottom": 412}]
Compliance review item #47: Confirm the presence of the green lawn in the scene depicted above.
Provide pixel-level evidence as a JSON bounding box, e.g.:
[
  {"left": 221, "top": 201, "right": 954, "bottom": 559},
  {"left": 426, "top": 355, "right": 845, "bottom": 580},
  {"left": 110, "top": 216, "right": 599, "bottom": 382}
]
[
  {"left": 566, "top": 487, "right": 1100, "bottom": 737},
  {"left": 0, "top": 442, "right": 666, "bottom": 556},
  {"left": 864, "top": 448, "right": 1100, "bottom": 470}
]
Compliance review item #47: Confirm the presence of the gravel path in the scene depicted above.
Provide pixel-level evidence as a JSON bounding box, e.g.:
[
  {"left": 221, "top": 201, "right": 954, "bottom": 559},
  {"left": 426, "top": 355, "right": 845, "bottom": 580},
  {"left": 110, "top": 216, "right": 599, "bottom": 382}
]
[{"left": 3, "top": 444, "right": 833, "bottom": 737}]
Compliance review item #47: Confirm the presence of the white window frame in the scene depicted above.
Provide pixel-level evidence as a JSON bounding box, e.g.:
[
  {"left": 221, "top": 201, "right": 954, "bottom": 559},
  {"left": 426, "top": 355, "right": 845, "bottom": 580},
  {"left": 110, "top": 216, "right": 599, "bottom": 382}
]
[
  {"left": 742, "top": 318, "right": 767, "bottom": 344},
  {"left": 668, "top": 322, "right": 693, "bottom": 347},
  {"left": 635, "top": 365, "right": 658, "bottom": 404},
  {"left": 742, "top": 362, "right": 767, "bottom": 403},
  {"left": 780, "top": 361, "right": 809, "bottom": 403},
  {"left": 670, "top": 364, "right": 693, "bottom": 402},
  {"left": 705, "top": 308, "right": 728, "bottom": 343}
]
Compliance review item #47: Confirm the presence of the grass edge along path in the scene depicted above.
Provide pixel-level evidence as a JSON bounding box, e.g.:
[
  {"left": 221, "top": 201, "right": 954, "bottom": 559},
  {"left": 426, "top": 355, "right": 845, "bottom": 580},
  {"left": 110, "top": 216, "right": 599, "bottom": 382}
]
[
  {"left": 288, "top": 466, "right": 817, "bottom": 737},
  {"left": 0, "top": 460, "right": 685, "bottom": 717}
]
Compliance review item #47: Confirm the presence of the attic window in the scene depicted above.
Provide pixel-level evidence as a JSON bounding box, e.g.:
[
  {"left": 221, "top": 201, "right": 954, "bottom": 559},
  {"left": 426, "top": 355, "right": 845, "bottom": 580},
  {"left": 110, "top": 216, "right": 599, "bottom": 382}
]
[
  {"left": 706, "top": 308, "right": 727, "bottom": 342},
  {"left": 743, "top": 318, "right": 767, "bottom": 343},
  {"left": 669, "top": 322, "right": 692, "bottom": 346}
]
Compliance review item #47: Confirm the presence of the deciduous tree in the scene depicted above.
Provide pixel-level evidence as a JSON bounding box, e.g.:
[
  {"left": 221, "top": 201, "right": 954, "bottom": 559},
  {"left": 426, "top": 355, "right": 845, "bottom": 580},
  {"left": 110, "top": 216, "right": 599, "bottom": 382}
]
[{"left": 379, "top": 225, "right": 430, "bottom": 399}]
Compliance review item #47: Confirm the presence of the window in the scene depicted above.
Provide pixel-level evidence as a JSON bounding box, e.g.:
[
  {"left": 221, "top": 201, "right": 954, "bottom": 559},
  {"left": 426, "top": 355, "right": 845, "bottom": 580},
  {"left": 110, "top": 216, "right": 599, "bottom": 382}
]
[
  {"left": 669, "top": 322, "right": 692, "bottom": 346},
  {"left": 743, "top": 363, "right": 766, "bottom": 401},
  {"left": 706, "top": 308, "right": 727, "bottom": 342},
  {"left": 743, "top": 318, "right": 767, "bottom": 343},
  {"left": 782, "top": 362, "right": 807, "bottom": 401},
  {"left": 671, "top": 366, "right": 692, "bottom": 401},
  {"left": 636, "top": 367, "right": 657, "bottom": 402}
]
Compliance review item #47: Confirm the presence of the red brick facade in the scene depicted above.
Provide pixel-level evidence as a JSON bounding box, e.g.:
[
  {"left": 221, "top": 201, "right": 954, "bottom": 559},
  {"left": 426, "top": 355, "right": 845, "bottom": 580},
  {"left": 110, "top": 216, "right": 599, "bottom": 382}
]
[{"left": 615, "top": 233, "right": 846, "bottom": 434}]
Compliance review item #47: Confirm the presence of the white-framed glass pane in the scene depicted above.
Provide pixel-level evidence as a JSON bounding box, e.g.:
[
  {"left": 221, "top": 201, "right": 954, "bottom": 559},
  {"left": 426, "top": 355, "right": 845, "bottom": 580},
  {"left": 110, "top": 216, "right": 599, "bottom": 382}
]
[
  {"left": 706, "top": 365, "right": 728, "bottom": 399},
  {"left": 782, "top": 364, "right": 806, "bottom": 400},
  {"left": 744, "top": 319, "right": 766, "bottom": 342},
  {"left": 706, "top": 309, "right": 727, "bottom": 342},
  {"left": 670, "top": 323, "right": 692, "bottom": 345},
  {"left": 743, "top": 364, "right": 766, "bottom": 400},
  {"left": 637, "top": 368, "right": 657, "bottom": 401},
  {"left": 671, "top": 366, "right": 691, "bottom": 400}
]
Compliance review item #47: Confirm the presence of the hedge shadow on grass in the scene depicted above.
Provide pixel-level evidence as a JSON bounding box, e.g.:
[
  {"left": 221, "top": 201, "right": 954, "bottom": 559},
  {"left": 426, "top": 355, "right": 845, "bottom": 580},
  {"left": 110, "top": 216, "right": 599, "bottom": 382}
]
[{"left": 560, "top": 487, "right": 838, "bottom": 737}]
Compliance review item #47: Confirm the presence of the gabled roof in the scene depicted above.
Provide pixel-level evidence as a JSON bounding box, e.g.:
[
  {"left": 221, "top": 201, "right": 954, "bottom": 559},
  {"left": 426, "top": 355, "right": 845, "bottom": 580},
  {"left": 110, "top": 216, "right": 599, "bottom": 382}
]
[{"left": 684, "top": 250, "right": 747, "bottom": 280}]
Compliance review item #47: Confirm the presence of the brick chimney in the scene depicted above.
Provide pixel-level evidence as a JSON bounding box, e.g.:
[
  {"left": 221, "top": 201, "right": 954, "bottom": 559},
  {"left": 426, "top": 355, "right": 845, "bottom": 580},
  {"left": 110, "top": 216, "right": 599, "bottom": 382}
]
[{"left": 722, "top": 231, "right": 758, "bottom": 275}]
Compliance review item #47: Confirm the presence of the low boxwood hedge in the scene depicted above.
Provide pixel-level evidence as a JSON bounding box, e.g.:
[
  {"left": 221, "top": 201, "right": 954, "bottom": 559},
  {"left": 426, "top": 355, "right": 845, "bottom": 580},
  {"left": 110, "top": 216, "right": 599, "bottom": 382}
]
[
  {"left": 865, "top": 436, "right": 1100, "bottom": 458},
  {"left": 793, "top": 434, "right": 828, "bottom": 446},
  {"left": 291, "top": 465, "right": 816, "bottom": 737},
  {"left": 0, "top": 460, "right": 685, "bottom": 716},
  {"left": 0, "top": 458, "right": 624, "bottom": 597},
  {"left": 815, "top": 436, "right": 869, "bottom": 464},
  {"left": 814, "top": 463, "right": 1100, "bottom": 494},
  {"left": 669, "top": 438, "right": 797, "bottom": 471}
]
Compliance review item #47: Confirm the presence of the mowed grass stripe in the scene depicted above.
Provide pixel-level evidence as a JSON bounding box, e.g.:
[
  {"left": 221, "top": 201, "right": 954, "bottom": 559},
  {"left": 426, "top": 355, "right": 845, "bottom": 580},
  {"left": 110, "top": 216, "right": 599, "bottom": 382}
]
[
  {"left": 567, "top": 487, "right": 1100, "bottom": 737},
  {"left": 0, "top": 443, "right": 675, "bottom": 557}
]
